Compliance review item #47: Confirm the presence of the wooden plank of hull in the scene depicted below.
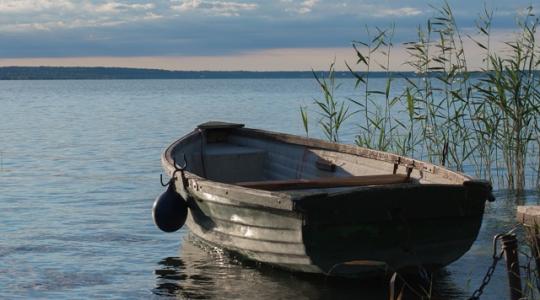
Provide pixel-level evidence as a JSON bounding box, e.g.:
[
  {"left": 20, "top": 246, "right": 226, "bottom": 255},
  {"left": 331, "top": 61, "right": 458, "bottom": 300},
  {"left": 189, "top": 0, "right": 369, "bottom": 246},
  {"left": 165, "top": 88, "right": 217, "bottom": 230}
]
[
  {"left": 185, "top": 193, "right": 306, "bottom": 255},
  {"left": 202, "top": 217, "right": 302, "bottom": 243},
  {"left": 188, "top": 197, "right": 303, "bottom": 243},
  {"left": 185, "top": 212, "right": 311, "bottom": 262},
  {"left": 187, "top": 219, "right": 307, "bottom": 256},
  {"left": 185, "top": 179, "right": 295, "bottom": 211},
  {"left": 190, "top": 190, "right": 301, "bottom": 229},
  {"left": 187, "top": 225, "right": 322, "bottom": 274}
]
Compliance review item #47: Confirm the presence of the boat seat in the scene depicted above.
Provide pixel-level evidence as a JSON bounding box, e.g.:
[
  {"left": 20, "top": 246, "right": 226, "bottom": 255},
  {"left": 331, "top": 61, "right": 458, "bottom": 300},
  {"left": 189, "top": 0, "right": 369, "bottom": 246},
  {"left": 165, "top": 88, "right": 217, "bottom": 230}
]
[
  {"left": 191, "top": 143, "right": 267, "bottom": 183},
  {"left": 236, "top": 174, "right": 410, "bottom": 191}
]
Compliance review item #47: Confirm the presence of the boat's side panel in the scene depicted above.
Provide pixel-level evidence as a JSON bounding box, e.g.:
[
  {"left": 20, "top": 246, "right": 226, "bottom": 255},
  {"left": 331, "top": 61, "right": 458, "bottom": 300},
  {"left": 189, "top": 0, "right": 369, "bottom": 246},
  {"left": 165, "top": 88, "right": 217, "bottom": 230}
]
[
  {"left": 230, "top": 135, "right": 377, "bottom": 180},
  {"left": 229, "top": 135, "right": 312, "bottom": 180},
  {"left": 183, "top": 182, "right": 485, "bottom": 277},
  {"left": 233, "top": 128, "right": 470, "bottom": 185},
  {"left": 228, "top": 134, "right": 456, "bottom": 185},
  {"left": 295, "top": 184, "right": 485, "bottom": 274},
  {"left": 182, "top": 187, "right": 325, "bottom": 272}
]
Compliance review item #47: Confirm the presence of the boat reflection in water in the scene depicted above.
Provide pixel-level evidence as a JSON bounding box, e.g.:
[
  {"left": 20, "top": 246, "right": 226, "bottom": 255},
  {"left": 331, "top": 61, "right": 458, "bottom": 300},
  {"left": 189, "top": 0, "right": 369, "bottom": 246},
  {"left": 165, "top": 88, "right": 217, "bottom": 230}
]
[{"left": 153, "top": 235, "right": 465, "bottom": 299}]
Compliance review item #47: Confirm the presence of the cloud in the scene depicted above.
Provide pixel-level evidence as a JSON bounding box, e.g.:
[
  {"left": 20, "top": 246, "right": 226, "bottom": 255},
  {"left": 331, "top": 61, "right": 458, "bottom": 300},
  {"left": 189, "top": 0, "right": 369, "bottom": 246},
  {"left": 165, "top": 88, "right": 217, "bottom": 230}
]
[
  {"left": 171, "top": 0, "right": 202, "bottom": 11},
  {"left": 91, "top": 2, "right": 155, "bottom": 13},
  {"left": 0, "top": 18, "right": 130, "bottom": 32},
  {"left": 0, "top": 0, "right": 536, "bottom": 62},
  {"left": 171, "top": 0, "right": 257, "bottom": 16},
  {"left": 298, "top": 0, "right": 318, "bottom": 14},
  {"left": 0, "top": 1, "right": 161, "bottom": 32},
  {"left": 0, "top": 0, "right": 74, "bottom": 12},
  {"left": 374, "top": 7, "right": 422, "bottom": 17},
  {"left": 142, "top": 12, "right": 164, "bottom": 20},
  {"left": 282, "top": 0, "right": 318, "bottom": 14}
]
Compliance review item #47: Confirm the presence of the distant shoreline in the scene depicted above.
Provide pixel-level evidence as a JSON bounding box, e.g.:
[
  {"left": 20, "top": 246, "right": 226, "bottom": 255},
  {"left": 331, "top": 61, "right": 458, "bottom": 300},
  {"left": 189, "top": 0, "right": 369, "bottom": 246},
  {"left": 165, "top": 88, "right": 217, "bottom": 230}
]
[
  {"left": 0, "top": 66, "right": 532, "bottom": 80},
  {"left": 0, "top": 66, "right": 412, "bottom": 80}
]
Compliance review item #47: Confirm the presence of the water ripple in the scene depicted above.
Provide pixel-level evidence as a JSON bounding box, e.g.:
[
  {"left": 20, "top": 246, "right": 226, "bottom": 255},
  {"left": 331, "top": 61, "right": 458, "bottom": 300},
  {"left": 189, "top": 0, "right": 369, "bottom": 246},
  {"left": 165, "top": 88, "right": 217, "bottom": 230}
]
[{"left": 0, "top": 79, "right": 537, "bottom": 299}]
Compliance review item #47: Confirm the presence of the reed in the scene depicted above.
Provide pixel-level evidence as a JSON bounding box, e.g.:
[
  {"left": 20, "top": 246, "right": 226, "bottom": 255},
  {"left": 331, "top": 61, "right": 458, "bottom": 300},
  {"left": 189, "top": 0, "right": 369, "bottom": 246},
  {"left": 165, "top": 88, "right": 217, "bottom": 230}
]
[
  {"left": 310, "top": 61, "right": 353, "bottom": 143},
  {"left": 475, "top": 6, "right": 540, "bottom": 191},
  {"left": 469, "top": 5, "right": 498, "bottom": 182},
  {"left": 303, "top": 1, "right": 540, "bottom": 192},
  {"left": 347, "top": 25, "right": 399, "bottom": 152},
  {"left": 300, "top": 105, "right": 309, "bottom": 137}
]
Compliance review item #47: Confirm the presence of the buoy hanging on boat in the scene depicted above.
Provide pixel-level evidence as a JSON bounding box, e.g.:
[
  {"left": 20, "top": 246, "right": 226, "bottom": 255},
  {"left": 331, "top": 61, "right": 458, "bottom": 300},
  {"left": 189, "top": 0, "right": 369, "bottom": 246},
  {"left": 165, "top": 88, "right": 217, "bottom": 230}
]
[
  {"left": 153, "top": 156, "right": 189, "bottom": 233},
  {"left": 152, "top": 181, "right": 188, "bottom": 232}
]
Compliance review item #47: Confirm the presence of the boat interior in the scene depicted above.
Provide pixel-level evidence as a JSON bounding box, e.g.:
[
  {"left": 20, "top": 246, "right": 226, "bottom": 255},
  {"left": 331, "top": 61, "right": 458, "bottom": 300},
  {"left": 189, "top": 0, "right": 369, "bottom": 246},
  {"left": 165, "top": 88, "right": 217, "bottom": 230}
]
[{"left": 170, "top": 124, "right": 464, "bottom": 194}]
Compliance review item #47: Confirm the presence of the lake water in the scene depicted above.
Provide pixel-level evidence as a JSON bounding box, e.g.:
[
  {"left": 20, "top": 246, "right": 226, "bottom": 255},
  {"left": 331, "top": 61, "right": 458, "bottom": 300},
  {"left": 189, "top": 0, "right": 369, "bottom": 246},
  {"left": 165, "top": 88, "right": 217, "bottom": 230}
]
[{"left": 1, "top": 79, "right": 538, "bottom": 299}]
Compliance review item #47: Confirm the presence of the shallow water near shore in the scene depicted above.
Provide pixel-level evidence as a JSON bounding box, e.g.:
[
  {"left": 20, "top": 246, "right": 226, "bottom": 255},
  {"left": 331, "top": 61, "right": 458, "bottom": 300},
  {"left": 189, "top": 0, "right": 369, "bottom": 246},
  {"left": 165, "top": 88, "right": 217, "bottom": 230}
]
[{"left": 1, "top": 79, "right": 538, "bottom": 299}]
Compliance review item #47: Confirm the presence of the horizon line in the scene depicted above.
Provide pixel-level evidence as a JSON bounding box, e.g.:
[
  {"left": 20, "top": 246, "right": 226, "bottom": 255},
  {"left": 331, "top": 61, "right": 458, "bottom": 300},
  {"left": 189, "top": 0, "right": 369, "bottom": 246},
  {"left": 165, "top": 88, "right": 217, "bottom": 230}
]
[{"left": 0, "top": 65, "right": 420, "bottom": 73}]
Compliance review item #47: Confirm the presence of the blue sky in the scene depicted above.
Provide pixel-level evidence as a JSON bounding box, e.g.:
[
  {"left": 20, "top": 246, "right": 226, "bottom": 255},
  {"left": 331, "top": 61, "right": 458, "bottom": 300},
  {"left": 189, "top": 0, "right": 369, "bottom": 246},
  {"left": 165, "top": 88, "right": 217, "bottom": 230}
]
[{"left": 0, "top": 0, "right": 537, "bottom": 70}]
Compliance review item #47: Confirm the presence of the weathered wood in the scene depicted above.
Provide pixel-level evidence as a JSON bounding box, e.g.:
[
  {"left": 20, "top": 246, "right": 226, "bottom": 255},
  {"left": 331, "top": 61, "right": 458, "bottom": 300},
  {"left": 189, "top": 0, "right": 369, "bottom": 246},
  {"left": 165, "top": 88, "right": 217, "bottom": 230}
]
[
  {"left": 516, "top": 205, "right": 540, "bottom": 292},
  {"left": 160, "top": 122, "right": 490, "bottom": 277},
  {"left": 501, "top": 234, "right": 523, "bottom": 300},
  {"left": 236, "top": 128, "right": 468, "bottom": 184},
  {"left": 517, "top": 206, "right": 540, "bottom": 226},
  {"left": 236, "top": 174, "right": 410, "bottom": 190}
]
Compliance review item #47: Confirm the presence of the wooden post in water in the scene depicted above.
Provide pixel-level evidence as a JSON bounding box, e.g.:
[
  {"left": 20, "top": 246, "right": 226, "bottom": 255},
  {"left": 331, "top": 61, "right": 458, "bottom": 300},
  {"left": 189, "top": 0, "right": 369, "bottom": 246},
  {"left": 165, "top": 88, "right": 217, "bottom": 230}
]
[
  {"left": 517, "top": 206, "right": 540, "bottom": 293},
  {"left": 501, "top": 234, "right": 522, "bottom": 300}
]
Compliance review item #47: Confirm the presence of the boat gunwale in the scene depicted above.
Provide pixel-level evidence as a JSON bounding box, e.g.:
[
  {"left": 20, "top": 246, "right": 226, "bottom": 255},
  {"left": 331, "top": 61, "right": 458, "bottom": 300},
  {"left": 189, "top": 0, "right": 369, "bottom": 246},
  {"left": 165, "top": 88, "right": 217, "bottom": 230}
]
[{"left": 161, "top": 126, "right": 476, "bottom": 211}]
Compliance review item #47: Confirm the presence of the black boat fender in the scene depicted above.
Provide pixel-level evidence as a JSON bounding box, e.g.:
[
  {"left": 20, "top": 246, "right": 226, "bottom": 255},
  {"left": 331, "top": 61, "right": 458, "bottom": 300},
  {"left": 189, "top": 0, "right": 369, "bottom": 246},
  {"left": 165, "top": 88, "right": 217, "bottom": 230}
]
[{"left": 152, "top": 156, "right": 189, "bottom": 233}]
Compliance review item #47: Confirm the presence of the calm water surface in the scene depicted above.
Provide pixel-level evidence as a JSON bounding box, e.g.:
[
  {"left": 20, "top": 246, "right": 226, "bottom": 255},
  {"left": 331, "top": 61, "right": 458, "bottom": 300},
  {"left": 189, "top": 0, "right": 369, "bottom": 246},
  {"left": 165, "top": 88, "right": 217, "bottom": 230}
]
[{"left": 1, "top": 79, "right": 538, "bottom": 299}]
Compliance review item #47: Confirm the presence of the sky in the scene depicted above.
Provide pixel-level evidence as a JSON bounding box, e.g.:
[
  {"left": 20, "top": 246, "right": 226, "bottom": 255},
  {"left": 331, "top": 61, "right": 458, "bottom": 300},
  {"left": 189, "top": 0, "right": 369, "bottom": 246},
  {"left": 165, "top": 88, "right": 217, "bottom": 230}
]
[{"left": 0, "top": 0, "right": 538, "bottom": 71}]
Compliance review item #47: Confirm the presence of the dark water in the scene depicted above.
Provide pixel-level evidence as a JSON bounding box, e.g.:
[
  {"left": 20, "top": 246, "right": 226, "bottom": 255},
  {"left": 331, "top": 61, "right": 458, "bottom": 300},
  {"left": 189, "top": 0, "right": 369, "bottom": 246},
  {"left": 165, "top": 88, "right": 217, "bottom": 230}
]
[{"left": 1, "top": 79, "right": 538, "bottom": 299}]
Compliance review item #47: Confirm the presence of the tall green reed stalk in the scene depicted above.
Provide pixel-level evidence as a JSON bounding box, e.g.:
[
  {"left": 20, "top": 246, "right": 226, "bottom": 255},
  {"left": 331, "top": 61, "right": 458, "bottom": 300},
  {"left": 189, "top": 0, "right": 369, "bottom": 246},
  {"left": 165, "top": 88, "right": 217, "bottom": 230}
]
[
  {"left": 300, "top": 105, "right": 309, "bottom": 137},
  {"left": 469, "top": 5, "right": 499, "bottom": 182},
  {"left": 309, "top": 62, "right": 353, "bottom": 143},
  {"left": 302, "top": 2, "right": 540, "bottom": 192},
  {"left": 476, "top": 7, "right": 540, "bottom": 191},
  {"left": 403, "top": 2, "right": 479, "bottom": 171},
  {"left": 346, "top": 25, "right": 399, "bottom": 152}
]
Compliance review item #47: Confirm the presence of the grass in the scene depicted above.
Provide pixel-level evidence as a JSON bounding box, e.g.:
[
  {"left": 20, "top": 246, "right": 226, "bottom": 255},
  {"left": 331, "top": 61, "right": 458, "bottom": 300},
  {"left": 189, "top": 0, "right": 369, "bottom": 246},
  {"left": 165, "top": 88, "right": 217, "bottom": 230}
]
[
  {"left": 302, "top": 1, "right": 540, "bottom": 192},
  {"left": 310, "top": 61, "right": 353, "bottom": 143}
]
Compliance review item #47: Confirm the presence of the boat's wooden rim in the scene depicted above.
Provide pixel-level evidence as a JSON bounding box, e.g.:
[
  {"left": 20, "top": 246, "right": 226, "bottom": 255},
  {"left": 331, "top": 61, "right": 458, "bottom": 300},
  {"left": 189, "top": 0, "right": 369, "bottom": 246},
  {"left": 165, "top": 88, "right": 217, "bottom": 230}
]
[{"left": 161, "top": 125, "right": 479, "bottom": 211}]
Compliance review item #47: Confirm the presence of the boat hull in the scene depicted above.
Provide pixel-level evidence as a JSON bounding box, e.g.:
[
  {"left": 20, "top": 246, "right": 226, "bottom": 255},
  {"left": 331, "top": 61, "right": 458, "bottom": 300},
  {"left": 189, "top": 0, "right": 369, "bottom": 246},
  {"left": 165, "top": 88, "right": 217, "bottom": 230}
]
[
  {"left": 161, "top": 123, "right": 490, "bottom": 278},
  {"left": 296, "top": 184, "right": 484, "bottom": 276},
  {"left": 176, "top": 180, "right": 484, "bottom": 277}
]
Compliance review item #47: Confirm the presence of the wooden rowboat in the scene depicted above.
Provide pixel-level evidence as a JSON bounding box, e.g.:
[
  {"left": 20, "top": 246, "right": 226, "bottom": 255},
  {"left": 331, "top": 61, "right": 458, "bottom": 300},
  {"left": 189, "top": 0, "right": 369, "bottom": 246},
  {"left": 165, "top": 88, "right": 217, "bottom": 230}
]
[{"left": 159, "top": 121, "right": 493, "bottom": 278}]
